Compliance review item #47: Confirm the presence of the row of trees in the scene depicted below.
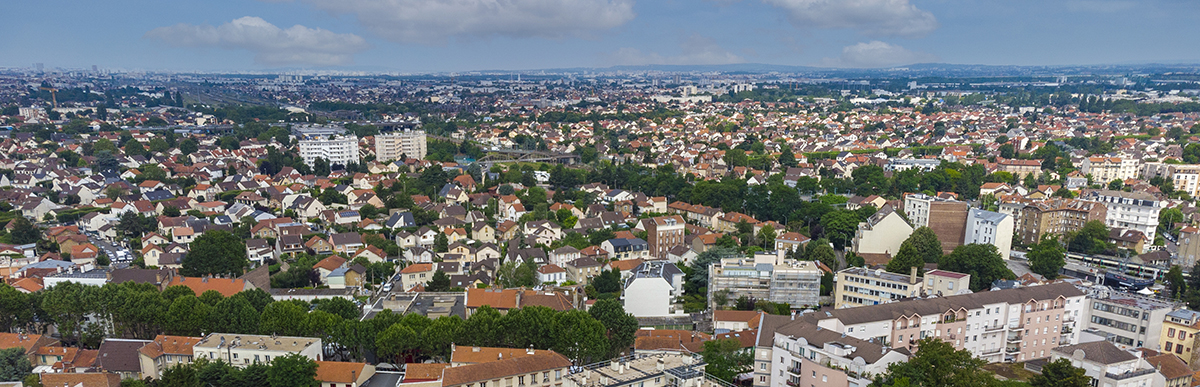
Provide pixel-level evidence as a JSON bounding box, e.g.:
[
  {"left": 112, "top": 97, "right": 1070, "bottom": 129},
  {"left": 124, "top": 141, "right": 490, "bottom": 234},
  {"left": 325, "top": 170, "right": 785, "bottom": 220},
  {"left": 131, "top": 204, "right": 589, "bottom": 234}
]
[
  {"left": 132, "top": 354, "right": 318, "bottom": 387},
  {"left": 882, "top": 227, "right": 1017, "bottom": 292}
]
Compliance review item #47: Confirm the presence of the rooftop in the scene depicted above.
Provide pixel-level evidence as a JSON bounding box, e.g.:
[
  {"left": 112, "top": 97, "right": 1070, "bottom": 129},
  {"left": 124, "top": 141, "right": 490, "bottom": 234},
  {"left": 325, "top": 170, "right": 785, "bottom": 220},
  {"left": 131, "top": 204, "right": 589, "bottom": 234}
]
[{"left": 194, "top": 333, "right": 320, "bottom": 352}]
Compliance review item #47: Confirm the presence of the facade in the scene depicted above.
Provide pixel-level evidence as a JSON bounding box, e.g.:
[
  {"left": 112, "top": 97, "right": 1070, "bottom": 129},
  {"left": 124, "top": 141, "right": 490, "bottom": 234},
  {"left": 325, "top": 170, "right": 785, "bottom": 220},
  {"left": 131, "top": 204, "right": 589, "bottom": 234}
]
[
  {"left": 1083, "top": 288, "right": 1175, "bottom": 349},
  {"left": 903, "top": 194, "right": 968, "bottom": 253},
  {"left": 1082, "top": 189, "right": 1162, "bottom": 243},
  {"left": 769, "top": 321, "right": 910, "bottom": 387},
  {"left": 834, "top": 267, "right": 921, "bottom": 309},
  {"left": 1158, "top": 309, "right": 1200, "bottom": 370},
  {"left": 1083, "top": 156, "right": 1140, "bottom": 184},
  {"left": 1050, "top": 341, "right": 1166, "bottom": 387},
  {"left": 192, "top": 333, "right": 322, "bottom": 367},
  {"left": 1009, "top": 199, "right": 1108, "bottom": 246},
  {"left": 563, "top": 353, "right": 722, "bottom": 387},
  {"left": 601, "top": 238, "right": 650, "bottom": 261},
  {"left": 924, "top": 270, "right": 971, "bottom": 297},
  {"left": 441, "top": 351, "right": 571, "bottom": 387},
  {"left": 644, "top": 215, "right": 685, "bottom": 260},
  {"left": 1141, "top": 162, "right": 1200, "bottom": 198},
  {"left": 1179, "top": 227, "right": 1200, "bottom": 268},
  {"left": 137, "top": 335, "right": 203, "bottom": 380},
  {"left": 299, "top": 134, "right": 360, "bottom": 167},
  {"left": 375, "top": 130, "right": 427, "bottom": 161},
  {"left": 851, "top": 205, "right": 913, "bottom": 256},
  {"left": 622, "top": 260, "right": 684, "bottom": 317},
  {"left": 708, "top": 251, "right": 822, "bottom": 309},
  {"left": 964, "top": 208, "right": 1013, "bottom": 259},
  {"left": 774, "top": 232, "right": 810, "bottom": 253},
  {"left": 802, "top": 282, "right": 1087, "bottom": 363}
]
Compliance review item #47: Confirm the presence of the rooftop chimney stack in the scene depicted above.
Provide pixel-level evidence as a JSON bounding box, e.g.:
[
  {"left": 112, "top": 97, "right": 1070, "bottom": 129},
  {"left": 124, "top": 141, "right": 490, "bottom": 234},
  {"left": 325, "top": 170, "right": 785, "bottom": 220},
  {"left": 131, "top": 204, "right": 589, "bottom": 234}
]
[{"left": 910, "top": 267, "right": 918, "bottom": 285}]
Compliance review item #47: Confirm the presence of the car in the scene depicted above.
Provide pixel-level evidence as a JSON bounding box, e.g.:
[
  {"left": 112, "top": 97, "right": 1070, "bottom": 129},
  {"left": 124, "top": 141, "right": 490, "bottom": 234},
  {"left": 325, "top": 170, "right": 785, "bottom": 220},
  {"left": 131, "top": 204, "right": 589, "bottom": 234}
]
[{"left": 381, "top": 283, "right": 394, "bottom": 292}]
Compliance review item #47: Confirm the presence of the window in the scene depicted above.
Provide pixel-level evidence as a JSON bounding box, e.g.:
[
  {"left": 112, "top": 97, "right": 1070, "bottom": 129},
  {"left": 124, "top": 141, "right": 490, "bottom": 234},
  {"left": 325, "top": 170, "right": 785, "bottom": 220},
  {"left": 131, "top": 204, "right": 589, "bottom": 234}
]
[
  {"left": 812, "top": 371, "right": 816, "bottom": 378},
  {"left": 948, "top": 282, "right": 954, "bottom": 290}
]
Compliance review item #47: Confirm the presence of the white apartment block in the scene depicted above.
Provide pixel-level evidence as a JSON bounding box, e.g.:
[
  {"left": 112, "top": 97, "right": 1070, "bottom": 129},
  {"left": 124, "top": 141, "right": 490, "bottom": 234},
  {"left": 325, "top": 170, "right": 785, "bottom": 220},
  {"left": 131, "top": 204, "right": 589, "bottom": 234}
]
[
  {"left": 769, "top": 322, "right": 910, "bottom": 387},
  {"left": 1141, "top": 162, "right": 1200, "bottom": 199},
  {"left": 193, "top": 333, "right": 322, "bottom": 367},
  {"left": 834, "top": 267, "right": 922, "bottom": 309},
  {"left": 1083, "top": 156, "right": 1140, "bottom": 184},
  {"left": 375, "top": 130, "right": 427, "bottom": 161},
  {"left": 299, "top": 135, "right": 360, "bottom": 167},
  {"left": 965, "top": 208, "right": 1014, "bottom": 259},
  {"left": 799, "top": 282, "right": 1086, "bottom": 364},
  {"left": 708, "top": 251, "right": 823, "bottom": 309},
  {"left": 1082, "top": 189, "right": 1161, "bottom": 242},
  {"left": 1082, "top": 287, "right": 1176, "bottom": 350},
  {"left": 1050, "top": 341, "right": 1166, "bottom": 387}
]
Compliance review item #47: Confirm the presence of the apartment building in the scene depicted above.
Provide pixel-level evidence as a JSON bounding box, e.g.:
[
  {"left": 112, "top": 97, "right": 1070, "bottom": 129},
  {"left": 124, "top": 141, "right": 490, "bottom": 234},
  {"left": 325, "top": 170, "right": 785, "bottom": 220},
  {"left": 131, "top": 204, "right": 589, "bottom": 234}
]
[
  {"left": 1082, "top": 189, "right": 1162, "bottom": 242},
  {"left": 137, "top": 335, "right": 203, "bottom": 379},
  {"left": 1049, "top": 341, "right": 1166, "bottom": 387},
  {"left": 1178, "top": 227, "right": 1200, "bottom": 268},
  {"left": 1141, "top": 162, "right": 1200, "bottom": 198},
  {"left": 793, "top": 282, "right": 1086, "bottom": 363},
  {"left": 192, "top": 333, "right": 322, "bottom": 367},
  {"left": 964, "top": 208, "right": 1014, "bottom": 259},
  {"left": 1008, "top": 199, "right": 1107, "bottom": 245},
  {"left": 924, "top": 270, "right": 972, "bottom": 297},
  {"left": 442, "top": 351, "right": 571, "bottom": 387},
  {"left": 851, "top": 205, "right": 913, "bottom": 256},
  {"left": 1083, "top": 287, "right": 1175, "bottom": 349},
  {"left": 768, "top": 321, "right": 910, "bottom": 387},
  {"left": 643, "top": 215, "right": 685, "bottom": 260},
  {"left": 903, "top": 194, "right": 968, "bottom": 253},
  {"left": 1158, "top": 309, "right": 1200, "bottom": 370},
  {"left": 375, "top": 130, "right": 427, "bottom": 161},
  {"left": 299, "top": 134, "right": 360, "bottom": 167},
  {"left": 834, "top": 267, "right": 922, "bottom": 309},
  {"left": 1083, "top": 156, "right": 1140, "bottom": 183},
  {"left": 708, "top": 251, "right": 822, "bottom": 309},
  {"left": 564, "top": 353, "right": 724, "bottom": 387},
  {"left": 997, "top": 158, "right": 1043, "bottom": 178}
]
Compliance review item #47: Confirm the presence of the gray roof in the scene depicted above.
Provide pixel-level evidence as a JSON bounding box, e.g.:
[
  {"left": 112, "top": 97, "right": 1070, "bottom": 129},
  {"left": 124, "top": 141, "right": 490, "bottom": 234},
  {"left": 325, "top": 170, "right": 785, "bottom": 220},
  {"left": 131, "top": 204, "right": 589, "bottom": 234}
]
[
  {"left": 774, "top": 321, "right": 909, "bottom": 364},
  {"left": 624, "top": 260, "right": 683, "bottom": 288},
  {"left": 1053, "top": 341, "right": 1137, "bottom": 364}
]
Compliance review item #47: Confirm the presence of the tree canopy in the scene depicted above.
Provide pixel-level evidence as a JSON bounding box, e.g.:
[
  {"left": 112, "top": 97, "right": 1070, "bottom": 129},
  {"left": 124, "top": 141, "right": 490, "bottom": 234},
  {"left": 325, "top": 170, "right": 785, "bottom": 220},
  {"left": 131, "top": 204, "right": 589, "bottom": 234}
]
[
  {"left": 938, "top": 244, "right": 1015, "bottom": 292},
  {"left": 182, "top": 230, "right": 248, "bottom": 277}
]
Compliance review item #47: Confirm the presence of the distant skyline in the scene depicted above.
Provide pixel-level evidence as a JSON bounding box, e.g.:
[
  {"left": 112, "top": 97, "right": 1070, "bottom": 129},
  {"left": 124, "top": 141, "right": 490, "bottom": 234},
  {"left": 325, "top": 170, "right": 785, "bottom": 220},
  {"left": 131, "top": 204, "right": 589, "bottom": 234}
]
[{"left": 3, "top": 0, "right": 1200, "bottom": 73}]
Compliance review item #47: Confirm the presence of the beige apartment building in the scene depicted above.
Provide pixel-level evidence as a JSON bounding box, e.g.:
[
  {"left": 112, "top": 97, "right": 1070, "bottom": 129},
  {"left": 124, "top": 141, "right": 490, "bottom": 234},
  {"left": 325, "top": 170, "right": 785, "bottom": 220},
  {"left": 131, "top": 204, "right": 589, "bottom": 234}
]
[
  {"left": 375, "top": 130, "right": 427, "bottom": 161},
  {"left": 851, "top": 205, "right": 912, "bottom": 256},
  {"left": 192, "top": 333, "right": 322, "bottom": 367},
  {"left": 1082, "top": 156, "right": 1140, "bottom": 184},
  {"left": 835, "top": 267, "right": 922, "bottom": 309},
  {"left": 1009, "top": 199, "right": 1107, "bottom": 245}
]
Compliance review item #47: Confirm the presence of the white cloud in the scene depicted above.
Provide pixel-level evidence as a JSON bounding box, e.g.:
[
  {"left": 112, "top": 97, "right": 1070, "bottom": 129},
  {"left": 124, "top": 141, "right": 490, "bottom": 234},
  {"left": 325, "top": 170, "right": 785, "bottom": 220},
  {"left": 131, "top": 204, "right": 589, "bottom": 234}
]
[
  {"left": 609, "top": 35, "right": 745, "bottom": 66},
  {"left": 146, "top": 16, "right": 369, "bottom": 66},
  {"left": 300, "top": 0, "right": 636, "bottom": 43},
  {"left": 821, "top": 41, "right": 936, "bottom": 68},
  {"left": 763, "top": 0, "right": 938, "bottom": 37}
]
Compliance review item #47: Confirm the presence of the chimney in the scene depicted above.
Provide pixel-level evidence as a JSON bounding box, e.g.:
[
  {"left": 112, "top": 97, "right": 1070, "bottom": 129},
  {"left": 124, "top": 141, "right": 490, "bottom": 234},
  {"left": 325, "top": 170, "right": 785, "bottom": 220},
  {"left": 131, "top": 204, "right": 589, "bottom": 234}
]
[
  {"left": 618, "top": 362, "right": 625, "bottom": 375},
  {"left": 656, "top": 358, "right": 665, "bottom": 371},
  {"left": 515, "top": 290, "right": 523, "bottom": 307},
  {"left": 910, "top": 267, "right": 918, "bottom": 285},
  {"left": 611, "top": 361, "right": 620, "bottom": 372},
  {"left": 473, "top": 346, "right": 481, "bottom": 352},
  {"left": 527, "top": 346, "right": 535, "bottom": 355}
]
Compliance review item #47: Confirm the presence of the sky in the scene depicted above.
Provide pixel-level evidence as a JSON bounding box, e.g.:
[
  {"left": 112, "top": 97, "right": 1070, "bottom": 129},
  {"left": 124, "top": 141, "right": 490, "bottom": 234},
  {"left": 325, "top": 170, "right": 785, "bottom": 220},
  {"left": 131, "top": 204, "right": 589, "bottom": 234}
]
[{"left": 2, "top": 0, "right": 1199, "bottom": 73}]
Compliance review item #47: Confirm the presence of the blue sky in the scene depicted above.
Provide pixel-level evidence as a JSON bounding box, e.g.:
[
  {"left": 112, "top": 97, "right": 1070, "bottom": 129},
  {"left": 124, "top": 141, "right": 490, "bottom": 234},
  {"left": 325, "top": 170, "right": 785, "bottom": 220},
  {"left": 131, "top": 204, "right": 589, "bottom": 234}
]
[{"left": 2, "top": 0, "right": 1199, "bottom": 72}]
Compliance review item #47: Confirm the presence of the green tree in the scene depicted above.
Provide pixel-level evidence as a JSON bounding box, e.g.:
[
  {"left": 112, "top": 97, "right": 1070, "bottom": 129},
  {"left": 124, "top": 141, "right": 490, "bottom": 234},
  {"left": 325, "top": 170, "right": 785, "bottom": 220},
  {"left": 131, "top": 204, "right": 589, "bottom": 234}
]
[
  {"left": 819, "top": 211, "right": 859, "bottom": 249},
  {"left": 1028, "top": 234, "right": 1066, "bottom": 280},
  {"left": 148, "top": 138, "right": 170, "bottom": 153},
  {"left": 907, "top": 227, "right": 943, "bottom": 263},
  {"left": 124, "top": 140, "right": 147, "bottom": 158},
  {"left": 9, "top": 217, "right": 39, "bottom": 245},
  {"left": 0, "top": 285, "right": 32, "bottom": 333},
  {"left": 588, "top": 299, "right": 639, "bottom": 358},
  {"left": 179, "top": 138, "right": 199, "bottom": 156},
  {"left": 1166, "top": 265, "right": 1187, "bottom": 300},
  {"left": 701, "top": 338, "right": 753, "bottom": 383},
  {"left": 461, "top": 305, "right": 503, "bottom": 347},
  {"left": 376, "top": 323, "right": 420, "bottom": 364},
  {"left": 259, "top": 301, "right": 306, "bottom": 336},
  {"left": 313, "top": 297, "right": 358, "bottom": 320},
  {"left": 166, "top": 295, "right": 212, "bottom": 336},
  {"left": 0, "top": 347, "right": 31, "bottom": 382},
  {"left": 183, "top": 230, "right": 248, "bottom": 277},
  {"left": 806, "top": 239, "right": 837, "bottom": 271},
  {"left": 875, "top": 337, "right": 996, "bottom": 387},
  {"left": 885, "top": 240, "right": 924, "bottom": 275},
  {"left": 267, "top": 353, "right": 319, "bottom": 387},
  {"left": 426, "top": 270, "right": 451, "bottom": 292},
  {"left": 208, "top": 296, "right": 259, "bottom": 334},
  {"left": 552, "top": 310, "right": 609, "bottom": 365},
  {"left": 592, "top": 269, "right": 622, "bottom": 294},
  {"left": 1068, "top": 220, "right": 1111, "bottom": 255},
  {"left": 422, "top": 316, "right": 463, "bottom": 361},
  {"left": 1030, "top": 358, "right": 1089, "bottom": 387},
  {"left": 434, "top": 233, "right": 449, "bottom": 253},
  {"left": 157, "top": 363, "right": 200, "bottom": 387},
  {"left": 686, "top": 248, "right": 737, "bottom": 294},
  {"left": 938, "top": 244, "right": 1016, "bottom": 292}
]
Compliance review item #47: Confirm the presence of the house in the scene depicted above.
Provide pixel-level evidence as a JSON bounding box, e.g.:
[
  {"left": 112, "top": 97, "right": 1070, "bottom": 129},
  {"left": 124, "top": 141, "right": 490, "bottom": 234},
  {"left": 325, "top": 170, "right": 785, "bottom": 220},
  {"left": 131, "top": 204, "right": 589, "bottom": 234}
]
[
  {"left": 548, "top": 246, "right": 581, "bottom": 267},
  {"left": 314, "top": 256, "right": 349, "bottom": 283},
  {"left": 441, "top": 351, "right": 572, "bottom": 387},
  {"left": 851, "top": 205, "right": 913, "bottom": 256},
  {"left": 537, "top": 264, "right": 567, "bottom": 285},
  {"left": 246, "top": 239, "right": 274, "bottom": 265},
  {"left": 774, "top": 232, "right": 810, "bottom": 253},
  {"left": 97, "top": 338, "right": 152, "bottom": 380},
  {"left": 315, "top": 361, "right": 375, "bottom": 387},
  {"left": 39, "top": 373, "right": 122, "bottom": 387},
  {"left": 137, "top": 335, "right": 203, "bottom": 380},
  {"left": 622, "top": 260, "right": 684, "bottom": 317},
  {"left": 165, "top": 277, "right": 249, "bottom": 297},
  {"left": 306, "top": 236, "right": 334, "bottom": 255},
  {"left": 1049, "top": 341, "right": 1165, "bottom": 387},
  {"left": 171, "top": 227, "right": 196, "bottom": 244},
  {"left": 563, "top": 257, "right": 603, "bottom": 284},
  {"left": 464, "top": 288, "right": 575, "bottom": 316},
  {"left": 384, "top": 211, "right": 415, "bottom": 229},
  {"left": 352, "top": 245, "right": 388, "bottom": 263},
  {"left": 399, "top": 263, "right": 435, "bottom": 291},
  {"left": 327, "top": 265, "right": 366, "bottom": 289},
  {"left": 192, "top": 333, "right": 322, "bottom": 367},
  {"left": 278, "top": 234, "right": 305, "bottom": 256},
  {"left": 471, "top": 222, "right": 496, "bottom": 243},
  {"left": 601, "top": 238, "right": 649, "bottom": 261},
  {"left": 329, "top": 232, "right": 364, "bottom": 254}
]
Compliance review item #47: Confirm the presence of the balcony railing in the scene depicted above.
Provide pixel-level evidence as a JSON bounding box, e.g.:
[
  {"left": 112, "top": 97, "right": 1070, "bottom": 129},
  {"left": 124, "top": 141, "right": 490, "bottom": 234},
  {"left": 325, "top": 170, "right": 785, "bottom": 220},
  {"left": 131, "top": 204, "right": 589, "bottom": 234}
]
[
  {"left": 1106, "top": 368, "right": 1156, "bottom": 380},
  {"left": 785, "top": 380, "right": 801, "bottom": 387},
  {"left": 980, "top": 348, "right": 1002, "bottom": 355},
  {"left": 787, "top": 365, "right": 802, "bottom": 374},
  {"left": 984, "top": 325, "right": 1005, "bottom": 332},
  {"left": 1006, "top": 335, "right": 1023, "bottom": 343},
  {"left": 1005, "top": 346, "right": 1021, "bottom": 353}
]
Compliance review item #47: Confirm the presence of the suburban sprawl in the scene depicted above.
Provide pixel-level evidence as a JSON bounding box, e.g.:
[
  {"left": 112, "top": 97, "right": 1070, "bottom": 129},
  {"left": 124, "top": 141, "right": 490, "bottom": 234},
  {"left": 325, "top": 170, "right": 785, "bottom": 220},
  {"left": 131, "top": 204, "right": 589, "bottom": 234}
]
[{"left": 2, "top": 65, "right": 1200, "bottom": 387}]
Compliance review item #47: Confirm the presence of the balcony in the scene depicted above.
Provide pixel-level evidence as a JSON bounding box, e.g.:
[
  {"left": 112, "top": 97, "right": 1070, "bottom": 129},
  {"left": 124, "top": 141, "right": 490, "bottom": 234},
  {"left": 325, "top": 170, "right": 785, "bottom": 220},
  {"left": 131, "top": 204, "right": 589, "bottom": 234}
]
[
  {"left": 787, "top": 365, "right": 802, "bottom": 374},
  {"left": 1008, "top": 322, "right": 1022, "bottom": 329},
  {"left": 984, "top": 325, "right": 1005, "bottom": 332},
  {"left": 786, "top": 379, "right": 801, "bottom": 387},
  {"left": 1006, "top": 334, "right": 1023, "bottom": 343},
  {"left": 1005, "top": 345, "right": 1021, "bottom": 353},
  {"left": 980, "top": 348, "right": 1002, "bottom": 355},
  {"left": 1106, "top": 368, "right": 1156, "bottom": 380},
  {"left": 1062, "top": 325, "right": 1073, "bottom": 334}
]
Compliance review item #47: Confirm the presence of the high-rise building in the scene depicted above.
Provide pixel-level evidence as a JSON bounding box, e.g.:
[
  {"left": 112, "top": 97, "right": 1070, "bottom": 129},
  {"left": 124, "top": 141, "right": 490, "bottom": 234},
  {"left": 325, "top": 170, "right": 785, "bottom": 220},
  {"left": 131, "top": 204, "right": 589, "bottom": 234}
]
[
  {"left": 643, "top": 215, "right": 684, "bottom": 259},
  {"left": 298, "top": 135, "right": 359, "bottom": 167},
  {"left": 375, "top": 130, "right": 427, "bottom": 162},
  {"left": 903, "top": 193, "right": 969, "bottom": 253}
]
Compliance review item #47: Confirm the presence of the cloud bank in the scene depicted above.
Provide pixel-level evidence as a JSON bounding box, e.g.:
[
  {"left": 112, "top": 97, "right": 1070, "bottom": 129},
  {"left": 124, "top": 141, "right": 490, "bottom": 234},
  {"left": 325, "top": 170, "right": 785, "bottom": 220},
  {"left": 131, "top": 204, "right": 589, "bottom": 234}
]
[
  {"left": 821, "top": 41, "right": 936, "bottom": 68},
  {"left": 146, "top": 16, "right": 369, "bottom": 66},
  {"left": 764, "top": 0, "right": 938, "bottom": 37},
  {"left": 610, "top": 35, "right": 745, "bottom": 66}
]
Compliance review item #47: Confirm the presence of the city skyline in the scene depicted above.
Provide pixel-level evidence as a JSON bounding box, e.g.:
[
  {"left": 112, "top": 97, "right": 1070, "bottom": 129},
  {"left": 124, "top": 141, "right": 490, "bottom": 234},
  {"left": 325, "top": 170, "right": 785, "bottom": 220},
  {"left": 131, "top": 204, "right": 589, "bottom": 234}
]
[{"left": 4, "top": 0, "right": 1200, "bottom": 73}]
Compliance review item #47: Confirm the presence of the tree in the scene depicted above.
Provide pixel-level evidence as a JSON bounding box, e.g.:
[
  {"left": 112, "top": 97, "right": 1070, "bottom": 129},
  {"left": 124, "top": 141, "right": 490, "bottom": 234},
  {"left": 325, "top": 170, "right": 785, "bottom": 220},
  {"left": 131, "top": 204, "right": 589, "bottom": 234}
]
[
  {"left": 9, "top": 217, "right": 39, "bottom": 245},
  {"left": 166, "top": 295, "right": 211, "bottom": 336},
  {"left": 588, "top": 299, "right": 639, "bottom": 358},
  {"left": 267, "top": 353, "right": 319, "bottom": 387},
  {"left": 876, "top": 338, "right": 997, "bottom": 387},
  {"left": 183, "top": 230, "right": 248, "bottom": 277},
  {"left": 907, "top": 227, "right": 943, "bottom": 263},
  {"left": 208, "top": 296, "right": 259, "bottom": 334},
  {"left": 313, "top": 297, "right": 358, "bottom": 321},
  {"left": 422, "top": 316, "right": 463, "bottom": 361},
  {"left": 433, "top": 233, "right": 449, "bottom": 253},
  {"left": 938, "top": 244, "right": 1015, "bottom": 292},
  {"left": 701, "top": 338, "right": 753, "bottom": 383},
  {"left": 426, "top": 270, "right": 451, "bottom": 292},
  {"left": 592, "top": 269, "right": 622, "bottom": 294},
  {"left": 806, "top": 239, "right": 837, "bottom": 271},
  {"left": 1068, "top": 220, "right": 1111, "bottom": 255},
  {"left": 1030, "top": 358, "right": 1089, "bottom": 387},
  {"left": 552, "top": 310, "right": 608, "bottom": 365},
  {"left": 1028, "top": 235, "right": 1066, "bottom": 280},
  {"left": 179, "top": 138, "right": 199, "bottom": 156},
  {"left": 1166, "top": 265, "right": 1187, "bottom": 300},
  {"left": 259, "top": 301, "right": 306, "bottom": 336},
  {"left": 157, "top": 363, "right": 200, "bottom": 387},
  {"left": 376, "top": 324, "right": 420, "bottom": 364},
  {"left": 885, "top": 240, "right": 924, "bottom": 275},
  {"left": 0, "top": 347, "right": 31, "bottom": 382},
  {"left": 124, "top": 140, "right": 147, "bottom": 158},
  {"left": 686, "top": 247, "right": 738, "bottom": 294},
  {"left": 819, "top": 211, "right": 859, "bottom": 249}
]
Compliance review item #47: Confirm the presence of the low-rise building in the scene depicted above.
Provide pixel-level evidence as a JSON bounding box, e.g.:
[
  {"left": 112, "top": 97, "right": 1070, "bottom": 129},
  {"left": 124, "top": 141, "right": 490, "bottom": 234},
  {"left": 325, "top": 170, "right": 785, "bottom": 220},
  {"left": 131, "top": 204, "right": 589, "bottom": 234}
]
[
  {"left": 1049, "top": 341, "right": 1166, "bottom": 387},
  {"left": 192, "top": 333, "right": 322, "bottom": 367},
  {"left": 851, "top": 205, "right": 913, "bottom": 257},
  {"left": 137, "top": 335, "right": 203, "bottom": 380},
  {"left": 1083, "top": 288, "right": 1175, "bottom": 349},
  {"left": 708, "top": 251, "right": 822, "bottom": 309},
  {"left": 834, "top": 267, "right": 922, "bottom": 309},
  {"left": 622, "top": 260, "right": 684, "bottom": 317},
  {"left": 1158, "top": 309, "right": 1200, "bottom": 370},
  {"left": 441, "top": 351, "right": 571, "bottom": 387}
]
